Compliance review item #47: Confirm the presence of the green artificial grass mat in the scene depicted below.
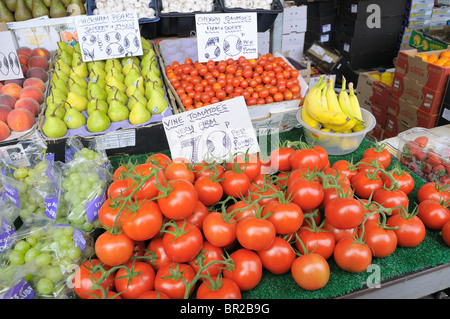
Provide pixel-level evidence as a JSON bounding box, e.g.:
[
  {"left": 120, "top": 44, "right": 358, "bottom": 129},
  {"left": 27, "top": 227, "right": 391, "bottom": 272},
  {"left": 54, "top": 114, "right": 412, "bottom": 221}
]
[{"left": 108, "top": 127, "right": 450, "bottom": 299}]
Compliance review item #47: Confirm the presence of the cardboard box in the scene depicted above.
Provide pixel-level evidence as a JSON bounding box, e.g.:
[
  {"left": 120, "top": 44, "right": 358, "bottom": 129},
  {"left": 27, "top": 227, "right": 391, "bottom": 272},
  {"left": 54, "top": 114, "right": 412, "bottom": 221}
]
[
  {"left": 340, "top": 48, "right": 397, "bottom": 70},
  {"left": 306, "top": 0, "right": 338, "bottom": 17},
  {"left": 409, "top": 26, "right": 450, "bottom": 51},
  {"left": 338, "top": 0, "right": 408, "bottom": 19},
  {"left": 368, "top": 123, "right": 385, "bottom": 141},
  {"left": 407, "top": 0, "right": 435, "bottom": 13},
  {"left": 336, "top": 14, "right": 404, "bottom": 37},
  {"left": 307, "top": 14, "right": 336, "bottom": 34},
  {"left": 437, "top": 102, "right": 450, "bottom": 126},
  {"left": 391, "top": 72, "right": 445, "bottom": 114},
  {"left": 360, "top": 99, "right": 389, "bottom": 127},
  {"left": 332, "top": 30, "right": 399, "bottom": 55},
  {"left": 305, "top": 30, "right": 333, "bottom": 46},
  {"left": 357, "top": 71, "right": 393, "bottom": 109},
  {"left": 281, "top": 32, "right": 306, "bottom": 63},
  {"left": 395, "top": 48, "right": 450, "bottom": 90},
  {"left": 387, "top": 95, "right": 439, "bottom": 127},
  {"left": 283, "top": 5, "right": 308, "bottom": 33},
  {"left": 384, "top": 114, "right": 410, "bottom": 138}
]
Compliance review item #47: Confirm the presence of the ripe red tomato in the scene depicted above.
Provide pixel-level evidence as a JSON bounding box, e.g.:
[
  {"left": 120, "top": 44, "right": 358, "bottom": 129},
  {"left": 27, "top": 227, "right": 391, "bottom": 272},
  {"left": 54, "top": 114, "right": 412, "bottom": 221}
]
[
  {"left": 417, "top": 182, "right": 450, "bottom": 203},
  {"left": 146, "top": 152, "right": 172, "bottom": 169},
  {"left": 361, "top": 220, "right": 397, "bottom": 258},
  {"left": 73, "top": 259, "right": 116, "bottom": 299},
  {"left": 121, "top": 200, "right": 163, "bottom": 241},
  {"left": 192, "top": 161, "right": 225, "bottom": 180},
  {"left": 441, "top": 220, "right": 450, "bottom": 246},
  {"left": 363, "top": 145, "right": 391, "bottom": 168},
  {"left": 196, "top": 277, "right": 241, "bottom": 299},
  {"left": 324, "top": 197, "right": 365, "bottom": 230},
  {"left": 291, "top": 253, "right": 330, "bottom": 290},
  {"left": 314, "top": 145, "right": 329, "bottom": 170},
  {"left": 381, "top": 169, "right": 414, "bottom": 195},
  {"left": 157, "top": 179, "right": 198, "bottom": 220},
  {"left": 287, "top": 178, "right": 324, "bottom": 211},
  {"left": 387, "top": 213, "right": 426, "bottom": 248},
  {"left": 98, "top": 198, "right": 124, "bottom": 230},
  {"left": 332, "top": 159, "right": 358, "bottom": 181},
  {"left": 257, "top": 237, "right": 296, "bottom": 275},
  {"left": 162, "top": 220, "right": 203, "bottom": 263},
  {"left": 95, "top": 231, "right": 134, "bottom": 266},
  {"left": 154, "top": 263, "right": 196, "bottom": 299},
  {"left": 220, "top": 170, "right": 251, "bottom": 198},
  {"left": 372, "top": 187, "right": 409, "bottom": 216},
  {"left": 194, "top": 175, "right": 224, "bottom": 206},
  {"left": 144, "top": 237, "right": 170, "bottom": 272},
  {"left": 289, "top": 148, "right": 322, "bottom": 172},
  {"left": 236, "top": 216, "right": 276, "bottom": 251},
  {"left": 164, "top": 162, "right": 195, "bottom": 183},
  {"left": 295, "top": 225, "right": 335, "bottom": 260},
  {"left": 107, "top": 179, "right": 131, "bottom": 200},
  {"left": 223, "top": 249, "right": 263, "bottom": 291},
  {"left": 262, "top": 200, "right": 303, "bottom": 234},
  {"left": 202, "top": 211, "right": 237, "bottom": 248},
  {"left": 322, "top": 219, "right": 356, "bottom": 242},
  {"left": 351, "top": 170, "right": 383, "bottom": 199},
  {"left": 225, "top": 153, "right": 262, "bottom": 181},
  {"left": 115, "top": 261, "right": 155, "bottom": 299},
  {"left": 417, "top": 199, "right": 450, "bottom": 230},
  {"left": 269, "top": 147, "right": 295, "bottom": 172},
  {"left": 188, "top": 241, "right": 224, "bottom": 278},
  {"left": 185, "top": 200, "right": 209, "bottom": 231},
  {"left": 333, "top": 237, "right": 372, "bottom": 273}
]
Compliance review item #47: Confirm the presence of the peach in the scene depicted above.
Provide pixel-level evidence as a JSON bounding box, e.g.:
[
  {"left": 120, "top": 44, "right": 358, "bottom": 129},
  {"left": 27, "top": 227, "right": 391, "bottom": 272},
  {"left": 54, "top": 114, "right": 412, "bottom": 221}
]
[
  {"left": 23, "top": 77, "right": 46, "bottom": 93},
  {"left": 7, "top": 108, "right": 35, "bottom": 132},
  {"left": 26, "top": 67, "right": 48, "bottom": 83},
  {"left": 0, "top": 94, "right": 17, "bottom": 109},
  {"left": 0, "top": 83, "right": 22, "bottom": 100},
  {"left": 31, "top": 47, "right": 50, "bottom": 61},
  {"left": 17, "top": 47, "right": 32, "bottom": 58},
  {"left": 4, "top": 78, "right": 24, "bottom": 86},
  {"left": 15, "top": 98, "right": 40, "bottom": 116},
  {"left": 27, "top": 56, "right": 49, "bottom": 71},
  {"left": 0, "top": 120, "right": 11, "bottom": 141},
  {"left": 21, "top": 64, "right": 28, "bottom": 76},
  {"left": 19, "top": 86, "right": 44, "bottom": 105},
  {"left": 18, "top": 55, "right": 29, "bottom": 66},
  {"left": 0, "top": 104, "right": 12, "bottom": 122}
]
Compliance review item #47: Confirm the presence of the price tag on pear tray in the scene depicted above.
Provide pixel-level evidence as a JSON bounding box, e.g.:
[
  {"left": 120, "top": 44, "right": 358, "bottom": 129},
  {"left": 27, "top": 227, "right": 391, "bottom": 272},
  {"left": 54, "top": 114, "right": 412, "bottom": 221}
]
[
  {"left": 75, "top": 12, "right": 143, "bottom": 62},
  {"left": 195, "top": 12, "right": 258, "bottom": 63},
  {"left": 162, "top": 96, "right": 260, "bottom": 163},
  {"left": 0, "top": 31, "right": 24, "bottom": 81}
]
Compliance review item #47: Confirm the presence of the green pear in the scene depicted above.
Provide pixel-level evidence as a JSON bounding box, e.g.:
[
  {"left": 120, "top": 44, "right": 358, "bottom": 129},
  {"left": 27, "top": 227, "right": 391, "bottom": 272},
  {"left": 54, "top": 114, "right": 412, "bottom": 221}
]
[
  {"left": 45, "top": 102, "right": 66, "bottom": 120},
  {"left": 43, "top": 104, "right": 68, "bottom": 138},
  {"left": 32, "top": 0, "right": 49, "bottom": 18},
  {"left": 57, "top": 41, "right": 74, "bottom": 56},
  {"left": 126, "top": 78, "right": 145, "bottom": 98},
  {"left": 121, "top": 56, "right": 139, "bottom": 68},
  {"left": 50, "top": 75, "right": 69, "bottom": 95},
  {"left": 70, "top": 82, "right": 88, "bottom": 98},
  {"left": 68, "top": 72, "right": 88, "bottom": 90},
  {"left": 107, "top": 68, "right": 125, "bottom": 83},
  {"left": 122, "top": 60, "right": 141, "bottom": 77},
  {"left": 89, "top": 74, "right": 106, "bottom": 90},
  {"left": 64, "top": 104, "right": 87, "bottom": 129},
  {"left": 129, "top": 101, "right": 151, "bottom": 125},
  {"left": 105, "top": 58, "right": 122, "bottom": 73},
  {"left": 146, "top": 89, "right": 168, "bottom": 115},
  {"left": 58, "top": 50, "right": 73, "bottom": 66},
  {"left": 90, "top": 67, "right": 107, "bottom": 80},
  {"left": 87, "top": 105, "right": 111, "bottom": 133},
  {"left": 88, "top": 86, "right": 107, "bottom": 101},
  {"left": 124, "top": 68, "right": 141, "bottom": 88},
  {"left": 141, "top": 37, "right": 152, "bottom": 51},
  {"left": 46, "top": 88, "right": 67, "bottom": 106},
  {"left": 107, "top": 86, "right": 128, "bottom": 105},
  {"left": 145, "top": 79, "right": 164, "bottom": 100},
  {"left": 73, "top": 42, "right": 81, "bottom": 54},
  {"left": 106, "top": 75, "right": 126, "bottom": 93},
  {"left": 145, "top": 72, "right": 163, "bottom": 88},
  {"left": 72, "top": 63, "right": 88, "bottom": 79},
  {"left": 107, "top": 91, "right": 129, "bottom": 122},
  {"left": 64, "top": 92, "right": 88, "bottom": 112},
  {"left": 128, "top": 89, "right": 147, "bottom": 110},
  {"left": 87, "top": 98, "right": 108, "bottom": 116},
  {"left": 54, "top": 60, "right": 71, "bottom": 77},
  {"left": 87, "top": 60, "right": 105, "bottom": 73}
]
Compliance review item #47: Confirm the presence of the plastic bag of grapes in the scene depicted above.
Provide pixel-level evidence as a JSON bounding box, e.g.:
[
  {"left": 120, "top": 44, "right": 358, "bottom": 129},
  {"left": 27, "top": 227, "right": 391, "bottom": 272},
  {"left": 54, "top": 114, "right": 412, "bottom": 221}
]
[
  {"left": 0, "top": 135, "right": 64, "bottom": 224},
  {"left": 60, "top": 137, "right": 112, "bottom": 233},
  {"left": 0, "top": 195, "right": 20, "bottom": 255},
  {"left": 0, "top": 222, "right": 94, "bottom": 299}
]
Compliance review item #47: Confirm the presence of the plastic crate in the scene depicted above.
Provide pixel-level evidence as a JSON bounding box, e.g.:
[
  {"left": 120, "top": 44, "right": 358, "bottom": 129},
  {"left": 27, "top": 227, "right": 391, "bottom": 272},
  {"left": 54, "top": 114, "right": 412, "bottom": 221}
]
[
  {"left": 218, "top": 0, "right": 283, "bottom": 32},
  {"left": 156, "top": 0, "right": 223, "bottom": 37},
  {"left": 86, "top": 0, "right": 160, "bottom": 38}
]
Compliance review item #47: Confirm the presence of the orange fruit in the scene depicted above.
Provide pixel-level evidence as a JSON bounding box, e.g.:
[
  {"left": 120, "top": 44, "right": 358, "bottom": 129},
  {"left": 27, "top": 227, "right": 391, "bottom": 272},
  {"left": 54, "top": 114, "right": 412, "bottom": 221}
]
[
  {"left": 416, "top": 53, "right": 428, "bottom": 62},
  {"left": 440, "top": 51, "right": 450, "bottom": 59},
  {"left": 427, "top": 54, "right": 439, "bottom": 63},
  {"left": 434, "top": 58, "right": 447, "bottom": 66},
  {"left": 444, "top": 61, "right": 450, "bottom": 68}
]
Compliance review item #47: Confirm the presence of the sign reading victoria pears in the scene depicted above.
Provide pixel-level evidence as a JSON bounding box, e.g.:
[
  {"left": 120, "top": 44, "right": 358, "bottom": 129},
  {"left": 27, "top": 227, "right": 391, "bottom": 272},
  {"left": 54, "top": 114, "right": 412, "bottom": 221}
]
[{"left": 162, "top": 97, "right": 260, "bottom": 163}]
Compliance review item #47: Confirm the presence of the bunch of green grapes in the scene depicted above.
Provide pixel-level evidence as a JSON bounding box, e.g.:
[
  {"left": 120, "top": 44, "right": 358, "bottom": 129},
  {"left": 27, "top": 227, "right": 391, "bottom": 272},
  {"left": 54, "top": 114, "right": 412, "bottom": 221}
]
[
  {"left": 5, "top": 225, "right": 92, "bottom": 298},
  {"left": 61, "top": 148, "right": 108, "bottom": 232}
]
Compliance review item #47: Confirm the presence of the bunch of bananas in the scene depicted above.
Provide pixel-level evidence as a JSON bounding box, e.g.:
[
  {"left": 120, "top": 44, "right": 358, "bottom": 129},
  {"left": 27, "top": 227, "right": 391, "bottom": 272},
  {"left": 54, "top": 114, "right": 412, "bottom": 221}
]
[{"left": 301, "top": 76, "right": 367, "bottom": 134}]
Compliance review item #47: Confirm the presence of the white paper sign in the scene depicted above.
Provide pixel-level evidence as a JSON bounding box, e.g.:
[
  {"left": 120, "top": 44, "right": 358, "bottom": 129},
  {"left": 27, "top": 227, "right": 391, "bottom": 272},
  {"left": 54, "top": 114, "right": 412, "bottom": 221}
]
[
  {"left": 75, "top": 12, "right": 143, "bottom": 62},
  {"left": 162, "top": 96, "right": 260, "bottom": 163},
  {"left": 195, "top": 12, "right": 258, "bottom": 63},
  {"left": 0, "top": 31, "right": 24, "bottom": 81}
]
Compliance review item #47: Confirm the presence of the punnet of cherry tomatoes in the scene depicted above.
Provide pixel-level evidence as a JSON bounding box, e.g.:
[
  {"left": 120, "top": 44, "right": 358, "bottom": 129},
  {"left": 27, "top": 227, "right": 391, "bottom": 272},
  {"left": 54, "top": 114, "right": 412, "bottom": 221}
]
[
  {"left": 164, "top": 54, "right": 303, "bottom": 111},
  {"left": 75, "top": 140, "right": 450, "bottom": 300}
]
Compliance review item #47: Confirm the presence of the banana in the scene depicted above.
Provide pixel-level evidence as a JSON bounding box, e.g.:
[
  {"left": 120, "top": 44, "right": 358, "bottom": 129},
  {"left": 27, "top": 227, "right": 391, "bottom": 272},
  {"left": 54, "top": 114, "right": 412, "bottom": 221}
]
[
  {"left": 351, "top": 119, "right": 367, "bottom": 132},
  {"left": 338, "top": 76, "right": 357, "bottom": 118},
  {"left": 305, "top": 77, "right": 351, "bottom": 126},
  {"left": 321, "top": 127, "right": 334, "bottom": 133},
  {"left": 348, "top": 82, "right": 363, "bottom": 121},
  {"left": 321, "top": 82, "right": 329, "bottom": 111},
  {"left": 326, "top": 77, "right": 343, "bottom": 114},
  {"left": 301, "top": 99, "right": 322, "bottom": 130},
  {"left": 322, "top": 116, "right": 357, "bottom": 132}
]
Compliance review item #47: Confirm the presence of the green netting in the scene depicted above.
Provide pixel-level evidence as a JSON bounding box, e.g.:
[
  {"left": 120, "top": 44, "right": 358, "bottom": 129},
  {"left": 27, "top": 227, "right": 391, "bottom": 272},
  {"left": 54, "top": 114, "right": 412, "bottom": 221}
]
[{"left": 108, "top": 127, "right": 450, "bottom": 299}]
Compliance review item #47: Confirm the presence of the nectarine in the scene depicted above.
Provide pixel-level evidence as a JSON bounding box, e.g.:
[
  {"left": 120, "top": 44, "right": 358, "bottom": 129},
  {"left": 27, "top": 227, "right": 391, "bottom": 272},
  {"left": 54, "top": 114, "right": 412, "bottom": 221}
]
[
  {"left": 17, "top": 47, "right": 32, "bottom": 58},
  {"left": 0, "top": 94, "right": 17, "bottom": 109},
  {"left": 0, "top": 83, "right": 22, "bottom": 100},
  {"left": 7, "top": 108, "right": 35, "bottom": 132},
  {"left": 0, "top": 120, "right": 11, "bottom": 141},
  {"left": 23, "top": 77, "right": 46, "bottom": 93},
  {"left": 19, "top": 86, "right": 44, "bottom": 104},
  {"left": 21, "top": 64, "right": 28, "bottom": 76},
  {"left": 15, "top": 98, "right": 40, "bottom": 116},
  {"left": 31, "top": 48, "right": 50, "bottom": 61},
  {"left": 26, "top": 67, "right": 48, "bottom": 83},
  {"left": 27, "top": 56, "right": 49, "bottom": 71},
  {"left": 0, "top": 104, "right": 12, "bottom": 122}
]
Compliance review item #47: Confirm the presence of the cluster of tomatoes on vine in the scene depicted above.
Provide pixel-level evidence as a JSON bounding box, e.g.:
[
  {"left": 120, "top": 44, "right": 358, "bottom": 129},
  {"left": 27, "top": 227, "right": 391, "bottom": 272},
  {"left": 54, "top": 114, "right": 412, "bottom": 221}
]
[
  {"left": 165, "top": 54, "right": 303, "bottom": 110},
  {"left": 73, "top": 141, "right": 450, "bottom": 299}
]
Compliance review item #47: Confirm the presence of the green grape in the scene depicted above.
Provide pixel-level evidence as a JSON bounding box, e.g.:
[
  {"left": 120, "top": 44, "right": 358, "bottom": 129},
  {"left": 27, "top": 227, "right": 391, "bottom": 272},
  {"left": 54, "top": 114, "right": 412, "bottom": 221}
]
[
  {"left": 26, "top": 236, "right": 38, "bottom": 246},
  {"left": 9, "top": 250, "right": 25, "bottom": 265},
  {"left": 59, "top": 235, "right": 74, "bottom": 249},
  {"left": 14, "top": 240, "right": 31, "bottom": 254},
  {"left": 37, "top": 278, "right": 54, "bottom": 295},
  {"left": 45, "top": 266, "right": 64, "bottom": 282},
  {"left": 63, "top": 226, "right": 74, "bottom": 236},
  {"left": 67, "top": 247, "right": 81, "bottom": 260},
  {"left": 24, "top": 247, "right": 40, "bottom": 263},
  {"left": 13, "top": 167, "right": 28, "bottom": 179},
  {"left": 34, "top": 161, "right": 48, "bottom": 173},
  {"left": 82, "top": 222, "right": 94, "bottom": 233},
  {"left": 35, "top": 253, "right": 52, "bottom": 267}
]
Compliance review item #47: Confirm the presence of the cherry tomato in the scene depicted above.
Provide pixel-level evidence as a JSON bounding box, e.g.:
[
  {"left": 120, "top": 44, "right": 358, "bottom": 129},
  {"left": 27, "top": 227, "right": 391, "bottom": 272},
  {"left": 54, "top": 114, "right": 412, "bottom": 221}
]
[
  {"left": 154, "top": 263, "right": 196, "bottom": 299},
  {"left": 95, "top": 231, "right": 134, "bottom": 266},
  {"left": 73, "top": 259, "right": 116, "bottom": 299},
  {"left": 387, "top": 214, "right": 426, "bottom": 248},
  {"left": 324, "top": 197, "right": 365, "bottom": 230},
  {"left": 291, "top": 253, "right": 330, "bottom": 290},
  {"left": 196, "top": 277, "right": 241, "bottom": 299},
  {"left": 121, "top": 200, "right": 163, "bottom": 241},
  {"left": 236, "top": 216, "right": 276, "bottom": 251},
  {"left": 417, "top": 199, "right": 450, "bottom": 230},
  {"left": 361, "top": 221, "right": 397, "bottom": 258},
  {"left": 157, "top": 179, "right": 198, "bottom": 220},
  {"left": 257, "top": 237, "right": 296, "bottom": 275},
  {"left": 333, "top": 237, "right": 372, "bottom": 273},
  {"left": 223, "top": 249, "right": 263, "bottom": 291},
  {"left": 162, "top": 220, "right": 203, "bottom": 263},
  {"left": 115, "top": 261, "right": 155, "bottom": 299}
]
